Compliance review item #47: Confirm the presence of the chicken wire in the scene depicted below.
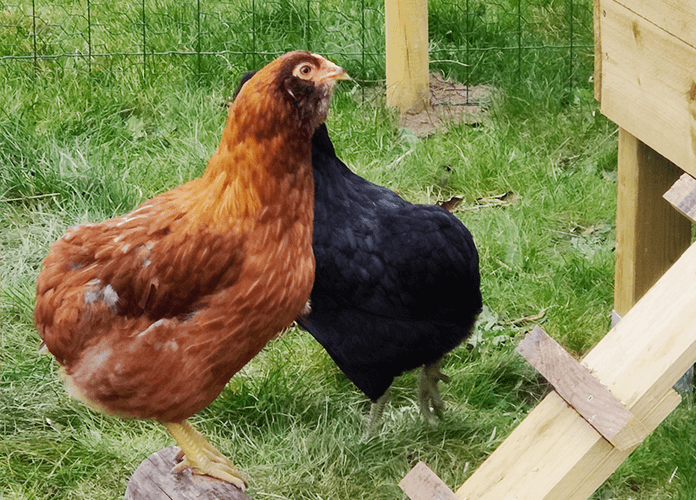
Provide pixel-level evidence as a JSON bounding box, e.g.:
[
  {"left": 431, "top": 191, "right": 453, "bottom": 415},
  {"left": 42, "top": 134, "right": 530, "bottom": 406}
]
[{"left": 0, "top": 0, "right": 592, "bottom": 94}]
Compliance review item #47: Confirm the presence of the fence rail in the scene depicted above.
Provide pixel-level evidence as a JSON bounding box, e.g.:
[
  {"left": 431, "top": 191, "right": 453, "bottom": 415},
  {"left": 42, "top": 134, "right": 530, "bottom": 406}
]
[{"left": 0, "top": 0, "right": 593, "bottom": 94}]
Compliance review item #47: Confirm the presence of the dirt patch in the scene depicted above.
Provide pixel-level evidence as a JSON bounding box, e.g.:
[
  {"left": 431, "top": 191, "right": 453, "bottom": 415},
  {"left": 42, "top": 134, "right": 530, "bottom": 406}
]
[{"left": 399, "top": 73, "right": 493, "bottom": 136}]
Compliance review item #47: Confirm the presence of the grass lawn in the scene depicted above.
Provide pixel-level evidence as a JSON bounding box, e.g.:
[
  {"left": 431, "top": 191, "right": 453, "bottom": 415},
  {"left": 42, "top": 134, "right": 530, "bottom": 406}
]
[{"left": 2, "top": 1, "right": 695, "bottom": 498}]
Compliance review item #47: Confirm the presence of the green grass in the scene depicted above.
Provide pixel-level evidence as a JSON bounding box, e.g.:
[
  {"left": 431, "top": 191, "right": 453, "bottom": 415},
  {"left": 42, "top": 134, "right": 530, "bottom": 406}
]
[{"left": 1, "top": 1, "right": 694, "bottom": 499}]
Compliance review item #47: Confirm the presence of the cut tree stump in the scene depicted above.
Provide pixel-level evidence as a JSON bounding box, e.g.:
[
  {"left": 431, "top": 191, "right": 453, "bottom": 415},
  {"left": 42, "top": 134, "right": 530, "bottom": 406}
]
[{"left": 124, "top": 446, "right": 248, "bottom": 500}]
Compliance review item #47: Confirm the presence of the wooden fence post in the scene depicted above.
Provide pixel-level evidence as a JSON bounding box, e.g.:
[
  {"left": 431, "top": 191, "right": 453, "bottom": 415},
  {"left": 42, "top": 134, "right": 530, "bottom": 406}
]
[
  {"left": 613, "top": 129, "right": 690, "bottom": 317},
  {"left": 385, "top": 0, "right": 430, "bottom": 113}
]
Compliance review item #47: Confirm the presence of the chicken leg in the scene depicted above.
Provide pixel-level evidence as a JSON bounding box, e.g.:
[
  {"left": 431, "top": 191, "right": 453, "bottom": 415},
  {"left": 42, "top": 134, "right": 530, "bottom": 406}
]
[
  {"left": 418, "top": 361, "right": 450, "bottom": 425},
  {"left": 164, "top": 420, "right": 247, "bottom": 490},
  {"left": 365, "top": 389, "right": 390, "bottom": 438}
]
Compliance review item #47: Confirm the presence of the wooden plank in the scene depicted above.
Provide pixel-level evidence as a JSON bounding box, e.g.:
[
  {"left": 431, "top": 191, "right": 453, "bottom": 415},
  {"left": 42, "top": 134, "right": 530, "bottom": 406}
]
[
  {"left": 613, "top": 129, "right": 691, "bottom": 317},
  {"left": 598, "top": 0, "right": 696, "bottom": 177},
  {"left": 593, "top": 0, "right": 602, "bottom": 102},
  {"left": 124, "top": 446, "right": 248, "bottom": 500},
  {"left": 584, "top": 246, "right": 696, "bottom": 425},
  {"left": 454, "top": 389, "right": 679, "bottom": 500},
  {"left": 611, "top": 310, "right": 694, "bottom": 395},
  {"left": 454, "top": 239, "right": 696, "bottom": 499},
  {"left": 385, "top": 0, "right": 429, "bottom": 114},
  {"left": 664, "top": 172, "right": 696, "bottom": 224},
  {"left": 517, "top": 326, "right": 647, "bottom": 450},
  {"left": 612, "top": 0, "right": 696, "bottom": 49},
  {"left": 400, "top": 461, "right": 458, "bottom": 500},
  {"left": 545, "top": 389, "right": 681, "bottom": 500}
]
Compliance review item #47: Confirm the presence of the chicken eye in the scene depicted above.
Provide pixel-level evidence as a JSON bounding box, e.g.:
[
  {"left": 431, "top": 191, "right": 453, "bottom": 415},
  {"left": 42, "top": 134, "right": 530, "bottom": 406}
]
[{"left": 294, "top": 63, "right": 314, "bottom": 79}]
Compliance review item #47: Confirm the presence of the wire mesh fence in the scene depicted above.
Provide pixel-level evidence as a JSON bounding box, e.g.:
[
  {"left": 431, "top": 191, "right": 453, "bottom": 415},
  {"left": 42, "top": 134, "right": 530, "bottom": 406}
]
[{"left": 0, "top": 0, "right": 593, "bottom": 94}]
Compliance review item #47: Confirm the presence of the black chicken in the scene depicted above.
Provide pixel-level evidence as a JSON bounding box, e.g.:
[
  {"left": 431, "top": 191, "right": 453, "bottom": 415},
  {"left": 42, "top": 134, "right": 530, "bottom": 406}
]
[{"left": 234, "top": 74, "right": 482, "bottom": 432}]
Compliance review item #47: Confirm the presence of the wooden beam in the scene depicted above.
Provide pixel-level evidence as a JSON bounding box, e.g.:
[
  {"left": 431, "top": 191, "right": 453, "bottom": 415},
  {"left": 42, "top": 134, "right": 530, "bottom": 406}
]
[
  {"left": 454, "top": 390, "right": 679, "bottom": 500},
  {"left": 611, "top": 0, "right": 696, "bottom": 48},
  {"left": 400, "top": 461, "right": 458, "bottom": 500},
  {"left": 124, "top": 446, "right": 248, "bottom": 500},
  {"left": 454, "top": 239, "right": 696, "bottom": 499},
  {"left": 385, "top": 0, "right": 430, "bottom": 114},
  {"left": 597, "top": 0, "right": 696, "bottom": 177},
  {"left": 517, "top": 327, "right": 647, "bottom": 450},
  {"left": 614, "top": 129, "right": 691, "bottom": 317},
  {"left": 664, "top": 172, "right": 696, "bottom": 224},
  {"left": 593, "top": 0, "right": 602, "bottom": 102}
]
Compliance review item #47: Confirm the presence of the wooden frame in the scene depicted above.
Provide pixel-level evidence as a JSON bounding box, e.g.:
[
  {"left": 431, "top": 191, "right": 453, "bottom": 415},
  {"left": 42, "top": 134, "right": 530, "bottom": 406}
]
[
  {"left": 402, "top": 239, "right": 696, "bottom": 499},
  {"left": 596, "top": 0, "right": 695, "bottom": 315},
  {"left": 400, "top": 1, "right": 696, "bottom": 498}
]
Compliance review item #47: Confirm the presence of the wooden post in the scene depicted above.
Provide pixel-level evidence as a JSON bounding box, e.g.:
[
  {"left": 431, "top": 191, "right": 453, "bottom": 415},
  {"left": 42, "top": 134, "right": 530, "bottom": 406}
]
[
  {"left": 125, "top": 447, "right": 249, "bottom": 500},
  {"left": 613, "top": 128, "right": 691, "bottom": 316},
  {"left": 385, "top": 0, "right": 430, "bottom": 113}
]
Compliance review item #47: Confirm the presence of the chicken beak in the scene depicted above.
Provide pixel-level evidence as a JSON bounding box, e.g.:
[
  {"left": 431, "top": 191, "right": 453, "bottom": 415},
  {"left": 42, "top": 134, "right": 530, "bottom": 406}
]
[{"left": 319, "top": 63, "right": 351, "bottom": 85}]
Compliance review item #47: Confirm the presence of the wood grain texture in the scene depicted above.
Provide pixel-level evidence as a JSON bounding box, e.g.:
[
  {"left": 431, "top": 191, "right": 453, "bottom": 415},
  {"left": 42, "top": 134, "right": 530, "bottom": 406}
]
[
  {"left": 598, "top": 0, "right": 696, "bottom": 177},
  {"left": 124, "top": 446, "right": 248, "bottom": 500},
  {"left": 664, "top": 172, "right": 696, "bottom": 224},
  {"left": 544, "top": 389, "right": 680, "bottom": 500},
  {"left": 613, "top": 129, "right": 691, "bottom": 317},
  {"left": 455, "top": 388, "right": 680, "bottom": 500},
  {"left": 385, "top": 0, "right": 430, "bottom": 113},
  {"left": 593, "top": 0, "right": 602, "bottom": 101},
  {"left": 454, "top": 240, "right": 696, "bottom": 499},
  {"left": 612, "top": 0, "right": 696, "bottom": 48},
  {"left": 400, "top": 461, "right": 458, "bottom": 500},
  {"left": 517, "top": 327, "right": 646, "bottom": 450}
]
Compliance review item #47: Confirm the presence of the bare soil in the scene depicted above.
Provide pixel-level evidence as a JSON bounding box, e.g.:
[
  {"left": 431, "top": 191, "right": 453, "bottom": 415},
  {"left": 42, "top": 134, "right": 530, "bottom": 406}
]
[{"left": 398, "top": 72, "right": 493, "bottom": 136}]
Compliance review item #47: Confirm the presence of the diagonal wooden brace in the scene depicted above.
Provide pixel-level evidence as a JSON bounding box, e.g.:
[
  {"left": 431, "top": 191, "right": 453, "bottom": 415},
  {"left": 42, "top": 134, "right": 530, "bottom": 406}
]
[
  {"left": 399, "top": 461, "right": 457, "bottom": 500},
  {"left": 664, "top": 172, "right": 696, "bottom": 224},
  {"left": 517, "top": 326, "right": 649, "bottom": 451}
]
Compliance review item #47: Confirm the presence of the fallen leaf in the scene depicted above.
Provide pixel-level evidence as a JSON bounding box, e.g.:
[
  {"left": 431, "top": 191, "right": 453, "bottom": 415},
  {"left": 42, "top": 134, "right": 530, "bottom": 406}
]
[
  {"left": 477, "top": 191, "right": 518, "bottom": 205},
  {"left": 510, "top": 308, "right": 548, "bottom": 326},
  {"left": 437, "top": 195, "right": 463, "bottom": 212}
]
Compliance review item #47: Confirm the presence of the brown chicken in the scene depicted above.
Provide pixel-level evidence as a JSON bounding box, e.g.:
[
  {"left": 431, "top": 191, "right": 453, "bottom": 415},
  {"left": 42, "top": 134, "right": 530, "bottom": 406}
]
[{"left": 34, "top": 51, "right": 349, "bottom": 488}]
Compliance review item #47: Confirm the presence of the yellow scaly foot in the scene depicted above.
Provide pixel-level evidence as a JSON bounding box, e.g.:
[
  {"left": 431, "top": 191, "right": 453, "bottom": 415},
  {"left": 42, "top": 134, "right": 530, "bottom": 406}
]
[{"left": 164, "top": 420, "right": 247, "bottom": 490}]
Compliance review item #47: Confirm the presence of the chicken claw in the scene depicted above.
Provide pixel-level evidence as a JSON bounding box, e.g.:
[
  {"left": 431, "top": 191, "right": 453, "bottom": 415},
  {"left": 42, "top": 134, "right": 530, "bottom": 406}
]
[
  {"left": 418, "top": 361, "right": 451, "bottom": 425},
  {"left": 164, "top": 420, "right": 247, "bottom": 490},
  {"left": 364, "top": 389, "right": 390, "bottom": 439}
]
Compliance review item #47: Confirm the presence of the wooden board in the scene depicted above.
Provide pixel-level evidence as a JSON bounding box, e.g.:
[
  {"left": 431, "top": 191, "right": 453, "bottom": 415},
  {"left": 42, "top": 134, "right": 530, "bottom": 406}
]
[
  {"left": 597, "top": 0, "right": 696, "bottom": 177},
  {"left": 613, "top": 129, "right": 691, "bottom": 316},
  {"left": 454, "top": 239, "right": 696, "bottom": 499},
  {"left": 400, "top": 461, "right": 458, "bottom": 500},
  {"left": 517, "top": 327, "right": 647, "bottom": 450},
  {"left": 454, "top": 390, "right": 679, "bottom": 500},
  {"left": 124, "top": 446, "right": 248, "bottom": 500},
  {"left": 664, "top": 172, "right": 696, "bottom": 224},
  {"left": 593, "top": 0, "right": 603, "bottom": 101},
  {"left": 543, "top": 389, "right": 680, "bottom": 500},
  {"left": 385, "top": 0, "right": 429, "bottom": 113},
  {"left": 612, "top": 0, "right": 696, "bottom": 49}
]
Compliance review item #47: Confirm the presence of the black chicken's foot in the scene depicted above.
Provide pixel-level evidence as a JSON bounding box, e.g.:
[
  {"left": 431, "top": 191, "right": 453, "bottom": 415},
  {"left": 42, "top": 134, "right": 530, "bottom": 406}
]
[
  {"left": 418, "top": 361, "right": 450, "bottom": 425},
  {"left": 364, "top": 390, "right": 390, "bottom": 439}
]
